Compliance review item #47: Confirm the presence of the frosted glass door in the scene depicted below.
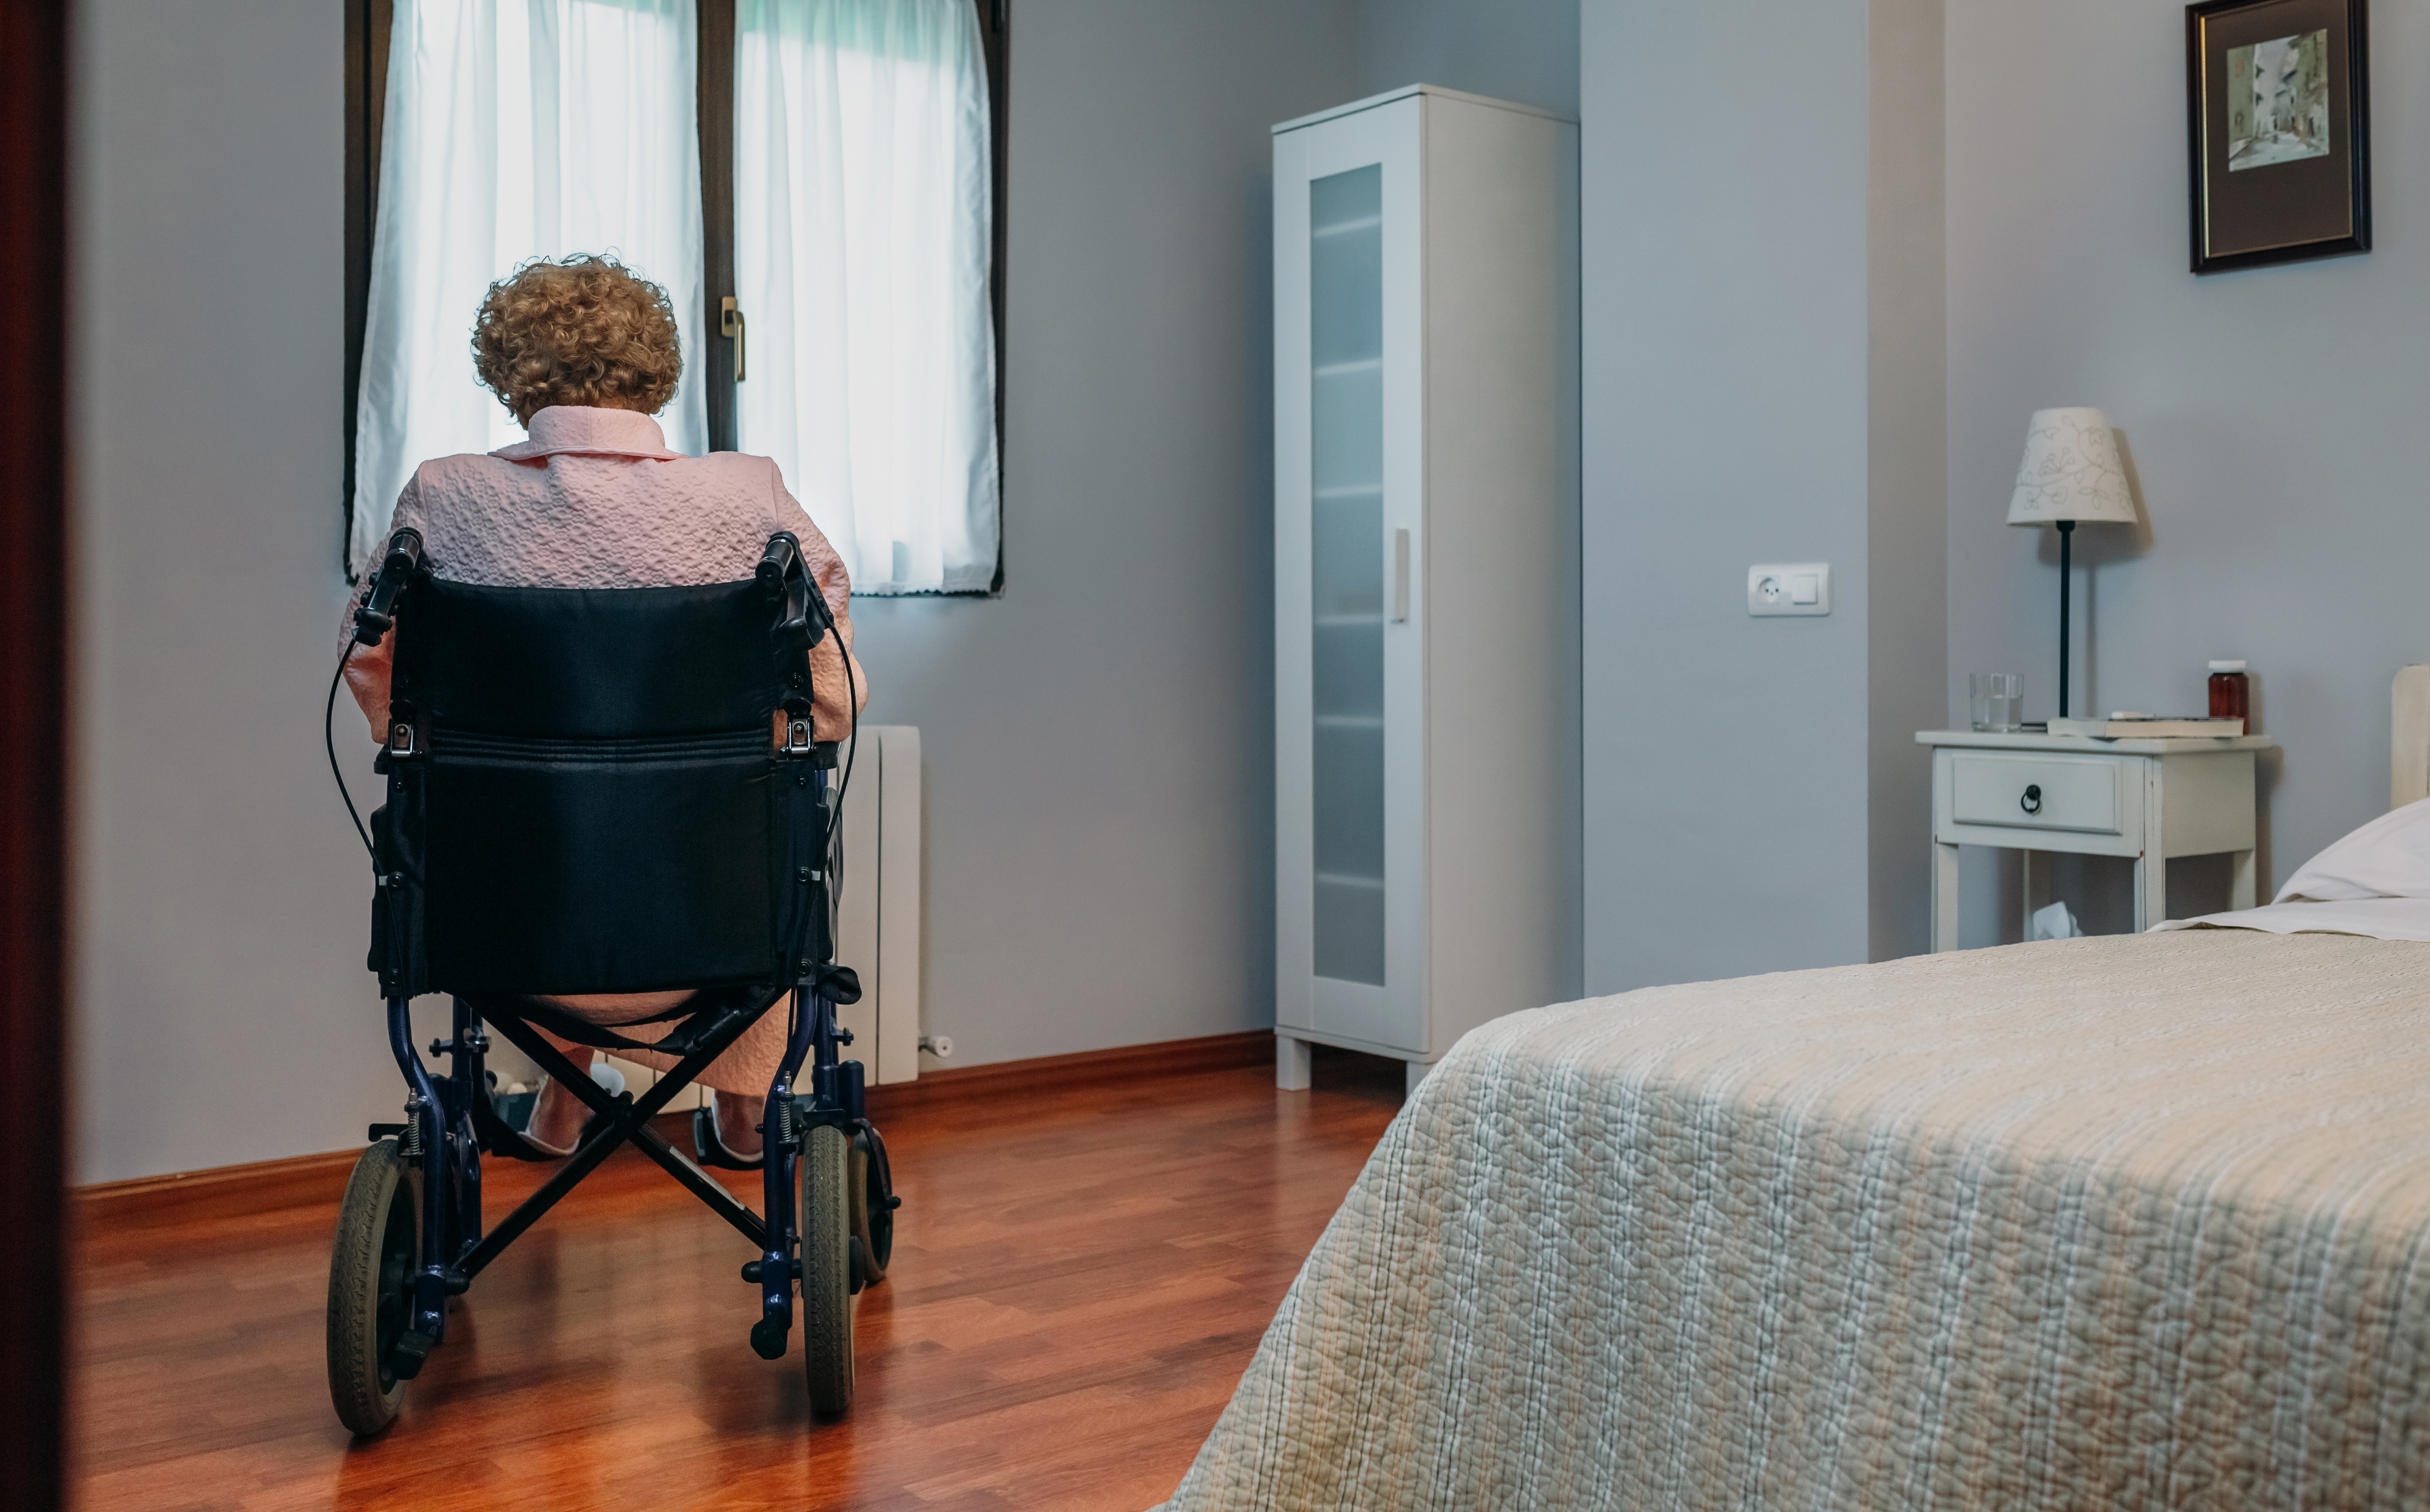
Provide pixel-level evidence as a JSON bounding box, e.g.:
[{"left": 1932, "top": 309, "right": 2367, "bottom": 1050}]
[{"left": 1308, "top": 165, "right": 1385, "bottom": 986}]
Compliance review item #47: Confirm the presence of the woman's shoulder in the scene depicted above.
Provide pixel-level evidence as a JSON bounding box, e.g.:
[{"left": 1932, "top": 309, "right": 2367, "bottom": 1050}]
[
  {"left": 686, "top": 450, "right": 789, "bottom": 482},
  {"left": 698, "top": 450, "right": 787, "bottom": 479},
  {"left": 408, "top": 450, "right": 527, "bottom": 491}
]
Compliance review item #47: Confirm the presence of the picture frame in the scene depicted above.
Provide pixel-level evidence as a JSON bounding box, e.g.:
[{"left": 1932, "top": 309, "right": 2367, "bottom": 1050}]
[{"left": 2187, "top": 0, "right": 2369, "bottom": 275}]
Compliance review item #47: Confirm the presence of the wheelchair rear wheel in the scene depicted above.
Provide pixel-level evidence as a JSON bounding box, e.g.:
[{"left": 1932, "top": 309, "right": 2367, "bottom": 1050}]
[
  {"left": 801, "top": 1122, "right": 854, "bottom": 1413},
  {"left": 327, "top": 1139, "right": 420, "bottom": 1436},
  {"left": 850, "top": 1130, "right": 892, "bottom": 1287}
]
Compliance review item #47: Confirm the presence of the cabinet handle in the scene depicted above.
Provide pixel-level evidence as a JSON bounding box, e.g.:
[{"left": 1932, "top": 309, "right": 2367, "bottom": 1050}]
[
  {"left": 2020, "top": 784, "right": 2043, "bottom": 815},
  {"left": 1391, "top": 528, "right": 1410, "bottom": 622}
]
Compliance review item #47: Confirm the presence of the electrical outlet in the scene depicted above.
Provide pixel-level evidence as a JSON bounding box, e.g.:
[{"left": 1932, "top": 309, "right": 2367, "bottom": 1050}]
[{"left": 1748, "top": 562, "right": 1830, "bottom": 616}]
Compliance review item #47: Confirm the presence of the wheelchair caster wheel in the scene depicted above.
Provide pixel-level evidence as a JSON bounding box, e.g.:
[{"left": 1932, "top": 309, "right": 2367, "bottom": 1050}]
[
  {"left": 800, "top": 1122, "right": 854, "bottom": 1413},
  {"left": 749, "top": 1314, "right": 790, "bottom": 1361},
  {"left": 326, "top": 1138, "right": 421, "bottom": 1436}
]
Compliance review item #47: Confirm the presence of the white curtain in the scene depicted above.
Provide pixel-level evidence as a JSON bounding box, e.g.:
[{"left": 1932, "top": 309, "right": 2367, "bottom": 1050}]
[
  {"left": 351, "top": 0, "right": 705, "bottom": 575},
  {"left": 736, "top": 0, "right": 1000, "bottom": 594}
]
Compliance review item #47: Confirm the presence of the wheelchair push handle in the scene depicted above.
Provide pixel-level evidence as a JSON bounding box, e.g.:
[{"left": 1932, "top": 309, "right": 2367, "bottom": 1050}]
[
  {"left": 757, "top": 531, "right": 835, "bottom": 650},
  {"left": 353, "top": 527, "right": 426, "bottom": 646},
  {"left": 757, "top": 531, "right": 800, "bottom": 585}
]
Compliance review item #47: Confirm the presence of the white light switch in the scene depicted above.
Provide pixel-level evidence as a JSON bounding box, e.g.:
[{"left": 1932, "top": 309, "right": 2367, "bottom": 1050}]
[{"left": 1748, "top": 562, "right": 1831, "bottom": 617}]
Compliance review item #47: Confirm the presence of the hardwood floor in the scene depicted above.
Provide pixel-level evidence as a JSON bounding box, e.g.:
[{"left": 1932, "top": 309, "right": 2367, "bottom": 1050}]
[{"left": 72, "top": 1047, "right": 1402, "bottom": 1512}]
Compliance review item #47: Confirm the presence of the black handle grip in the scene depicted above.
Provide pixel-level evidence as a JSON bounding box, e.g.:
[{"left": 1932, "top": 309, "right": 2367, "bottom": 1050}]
[
  {"left": 2020, "top": 783, "right": 2043, "bottom": 815},
  {"left": 352, "top": 528, "right": 425, "bottom": 646},
  {"left": 758, "top": 531, "right": 830, "bottom": 653},
  {"left": 757, "top": 531, "right": 800, "bottom": 585}
]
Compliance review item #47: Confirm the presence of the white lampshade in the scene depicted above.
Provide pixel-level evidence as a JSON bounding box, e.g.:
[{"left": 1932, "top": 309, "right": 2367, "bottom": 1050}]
[{"left": 2006, "top": 407, "right": 2137, "bottom": 526}]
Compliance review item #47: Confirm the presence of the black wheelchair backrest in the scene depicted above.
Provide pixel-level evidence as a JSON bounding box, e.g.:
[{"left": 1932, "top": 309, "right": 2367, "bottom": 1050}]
[
  {"left": 395, "top": 577, "right": 804, "bottom": 741},
  {"left": 371, "top": 549, "right": 825, "bottom": 1000}
]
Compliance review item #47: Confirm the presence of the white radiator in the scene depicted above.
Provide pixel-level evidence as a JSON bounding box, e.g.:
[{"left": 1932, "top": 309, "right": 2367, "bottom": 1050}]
[
  {"left": 830, "top": 725, "right": 922, "bottom": 1085},
  {"left": 602, "top": 724, "right": 923, "bottom": 1100}
]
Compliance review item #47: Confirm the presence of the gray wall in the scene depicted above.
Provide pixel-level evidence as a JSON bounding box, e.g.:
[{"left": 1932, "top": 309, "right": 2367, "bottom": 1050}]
[
  {"left": 1945, "top": 0, "right": 2430, "bottom": 944},
  {"left": 1577, "top": 0, "right": 1948, "bottom": 991},
  {"left": 71, "top": 0, "right": 392, "bottom": 1183},
  {"left": 69, "top": 0, "right": 1589, "bottom": 1179},
  {"left": 863, "top": 0, "right": 1588, "bottom": 1068},
  {"left": 1577, "top": 0, "right": 2417, "bottom": 974},
  {"left": 71, "top": 0, "right": 1375, "bottom": 1181},
  {"left": 1357, "top": 0, "right": 1579, "bottom": 116},
  {"left": 851, "top": 0, "right": 1360, "bottom": 1069},
  {"left": 1582, "top": 0, "right": 1890, "bottom": 992}
]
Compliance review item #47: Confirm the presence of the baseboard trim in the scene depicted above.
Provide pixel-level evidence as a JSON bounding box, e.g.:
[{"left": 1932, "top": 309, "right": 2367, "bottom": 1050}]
[
  {"left": 76, "top": 1147, "right": 364, "bottom": 1230},
  {"left": 866, "top": 1028, "right": 1272, "bottom": 1111},
  {"left": 75, "top": 1029, "right": 1278, "bottom": 1226}
]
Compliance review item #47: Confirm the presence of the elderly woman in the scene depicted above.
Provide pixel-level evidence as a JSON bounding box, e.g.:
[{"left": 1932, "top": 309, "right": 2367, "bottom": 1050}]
[{"left": 343, "top": 253, "right": 866, "bottom": 1166}]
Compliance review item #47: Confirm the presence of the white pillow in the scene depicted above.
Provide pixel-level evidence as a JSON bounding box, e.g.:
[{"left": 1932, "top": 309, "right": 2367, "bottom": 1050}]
[{"left": 2275, "top": 796, "right": 2430, "bottom": 902}]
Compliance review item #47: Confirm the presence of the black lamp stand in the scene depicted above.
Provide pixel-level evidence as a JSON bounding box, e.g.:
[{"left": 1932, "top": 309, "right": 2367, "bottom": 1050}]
[{"left": 2056, "top": 519, "right": 2074, "bottom": 719}]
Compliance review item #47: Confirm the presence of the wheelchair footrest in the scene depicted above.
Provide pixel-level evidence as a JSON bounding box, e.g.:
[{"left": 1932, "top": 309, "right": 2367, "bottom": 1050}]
[
  {"left": 749, "top": 1315, "right": 790, "bottom": 1361},
  {"left": 740, "top": 1258, "right": 803, "bottom": 1284}
]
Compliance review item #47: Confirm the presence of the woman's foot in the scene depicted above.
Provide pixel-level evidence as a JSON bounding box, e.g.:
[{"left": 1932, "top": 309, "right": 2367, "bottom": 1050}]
[
  {"left": 691, "top": 1090, "right": 766, "bottom": 1168},
  {"left": 716, "top": 1092, "right": 765, "bottom": 1159},
  {"left": 714, "top": 1103, "right": 763, "bottom": 1162},
  {"left": 522, "top": 1060, "right": 630, "bottom": 1155},
  {"left": 525, "top": 1075, "right": 590, "bottom": 1155},
  {"left": 534, "top": 1069, "right": 763, "bottom": 1163}
]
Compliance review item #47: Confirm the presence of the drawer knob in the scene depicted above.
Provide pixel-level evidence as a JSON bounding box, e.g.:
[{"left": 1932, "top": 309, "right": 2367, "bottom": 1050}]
[{"left": 2020, "top": 784, "right": 2043, "bottom": 815}]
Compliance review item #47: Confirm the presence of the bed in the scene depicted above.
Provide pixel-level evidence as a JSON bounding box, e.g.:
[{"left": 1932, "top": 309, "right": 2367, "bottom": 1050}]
[{"left": 1157, "top": 677, "right": 2430, "bottom": 1511}]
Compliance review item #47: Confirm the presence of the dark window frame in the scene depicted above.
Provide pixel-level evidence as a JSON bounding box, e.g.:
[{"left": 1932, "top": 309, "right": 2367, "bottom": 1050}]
[
  {"left": 343, "top": 0, "right": 1010, "bottom": 593},
  {"left": 342, "top": 0, "right": 393, "bottom": 578},
  {"left": 976, "top": 0, "right": 1007, "bottom": 595}
]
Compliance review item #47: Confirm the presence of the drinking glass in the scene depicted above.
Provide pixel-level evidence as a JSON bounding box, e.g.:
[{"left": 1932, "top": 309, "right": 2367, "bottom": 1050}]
[{"left": 1970, "top": 673, "right": 2023, "bottom": 733}]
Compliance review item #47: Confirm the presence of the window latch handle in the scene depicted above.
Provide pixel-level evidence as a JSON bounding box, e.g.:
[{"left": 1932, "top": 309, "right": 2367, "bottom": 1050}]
[{"left": 721, "top": 296, "right": 746, "bottom": 382}]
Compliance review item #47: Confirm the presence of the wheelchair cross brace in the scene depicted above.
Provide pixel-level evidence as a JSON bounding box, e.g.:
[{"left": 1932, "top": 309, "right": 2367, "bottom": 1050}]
[
  {"left": 470, "top": 1001, "right": 778, "bottom": 1268},
  {"left": 382, "top": 970, "right": 838, "bottom": 1375}
]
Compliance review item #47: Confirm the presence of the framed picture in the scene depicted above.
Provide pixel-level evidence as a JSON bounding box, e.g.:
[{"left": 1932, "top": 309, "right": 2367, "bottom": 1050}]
[{"left": 2187, "top": 0, "right": 2370, "bottom": 274}]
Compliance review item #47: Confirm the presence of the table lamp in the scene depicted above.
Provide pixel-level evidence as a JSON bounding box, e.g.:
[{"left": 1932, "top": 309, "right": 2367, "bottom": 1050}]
[{"left": 2007, "top": 407, "right": 2136, "bottom": 718}]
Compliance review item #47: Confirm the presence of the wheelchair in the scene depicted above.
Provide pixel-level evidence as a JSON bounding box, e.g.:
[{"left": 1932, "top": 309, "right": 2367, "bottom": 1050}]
[{"left": 323, "top": 527, "right": 895, "bottom": 1436}]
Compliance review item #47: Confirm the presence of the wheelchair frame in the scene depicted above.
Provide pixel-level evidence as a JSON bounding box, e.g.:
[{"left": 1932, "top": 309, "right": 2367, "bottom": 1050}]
[
  {"left": 329, "top": 528, "right": 891, "bottom": 1432},
  {"left": 376, "top": 835, "right": 875, "bottom": 1379}
]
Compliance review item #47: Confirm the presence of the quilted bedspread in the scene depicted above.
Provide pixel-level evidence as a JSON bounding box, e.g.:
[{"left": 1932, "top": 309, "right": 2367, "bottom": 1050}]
[{"left": 1159, "top": 931, "right": 2430, "bottom": 1511}]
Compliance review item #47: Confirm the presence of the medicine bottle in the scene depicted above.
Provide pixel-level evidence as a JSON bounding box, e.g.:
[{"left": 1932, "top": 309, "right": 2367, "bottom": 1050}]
[{"left": 2208, "top": 660, "right": 2249, "bottom": 727}]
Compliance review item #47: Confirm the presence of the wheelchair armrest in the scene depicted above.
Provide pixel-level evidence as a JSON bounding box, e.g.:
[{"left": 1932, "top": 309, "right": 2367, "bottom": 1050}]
[{"left": 804, "top": 962, "right": 861, "bottom": 1005}]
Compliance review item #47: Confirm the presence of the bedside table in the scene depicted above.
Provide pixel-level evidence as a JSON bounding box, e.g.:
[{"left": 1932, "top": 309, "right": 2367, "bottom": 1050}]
[{"left": 1916, "top": 730, "right": 2277, "bottom": 952}]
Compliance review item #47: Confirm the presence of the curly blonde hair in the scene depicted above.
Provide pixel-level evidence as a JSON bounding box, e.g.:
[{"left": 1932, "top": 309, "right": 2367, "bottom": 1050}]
[{"left": 471, "top": 254, "right": 683, "bottom": 424}]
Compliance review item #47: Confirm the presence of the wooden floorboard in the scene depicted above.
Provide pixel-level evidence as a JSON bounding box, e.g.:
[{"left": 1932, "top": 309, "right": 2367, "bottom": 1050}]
[{"left": 71, "top": 1047, "right": 1402, "bottom": 1512}]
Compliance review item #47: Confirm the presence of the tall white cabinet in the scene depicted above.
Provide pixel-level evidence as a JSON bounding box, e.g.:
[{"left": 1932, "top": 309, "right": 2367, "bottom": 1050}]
[{"left": 1273, "top": 86, "right": 1577, "bottom": 1093}]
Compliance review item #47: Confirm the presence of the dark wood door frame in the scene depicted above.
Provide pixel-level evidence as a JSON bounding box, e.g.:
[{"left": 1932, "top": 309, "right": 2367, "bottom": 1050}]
[{"left": 0, "top": 0, "right": 72, "bottom": 1505}]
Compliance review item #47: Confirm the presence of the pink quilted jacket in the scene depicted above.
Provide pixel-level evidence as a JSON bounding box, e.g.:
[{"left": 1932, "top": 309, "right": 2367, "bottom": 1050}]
[{"left": 342, "top": 405, "right": 867, "bottom": 742}]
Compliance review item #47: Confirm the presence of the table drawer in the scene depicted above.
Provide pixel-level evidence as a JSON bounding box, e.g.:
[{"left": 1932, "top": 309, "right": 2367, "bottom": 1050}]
[{"left": 1949, "top": 753, "right": 2121, "bottom": 835}]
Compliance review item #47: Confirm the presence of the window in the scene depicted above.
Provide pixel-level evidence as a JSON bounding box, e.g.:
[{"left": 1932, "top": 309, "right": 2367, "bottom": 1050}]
[{"left": 343, "top": 0, "right": 1007, "bottom": 594}]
